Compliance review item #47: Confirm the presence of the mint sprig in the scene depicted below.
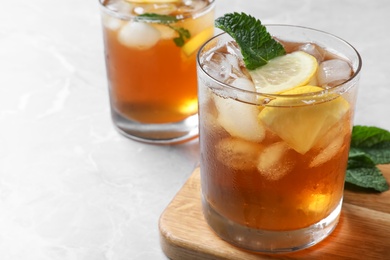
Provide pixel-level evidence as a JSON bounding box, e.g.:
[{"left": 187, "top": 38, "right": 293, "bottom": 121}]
[
  {"left": 346, "top": 126, "right": 390, "bottom": 192},
  {"left": 215, "top": 12, "right": 286, "bottom": 70},
  {"left": 136, "top": 13, "right": 190, "bottom": 47}
]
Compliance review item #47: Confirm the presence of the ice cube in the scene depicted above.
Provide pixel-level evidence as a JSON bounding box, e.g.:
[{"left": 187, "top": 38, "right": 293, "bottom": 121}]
[
  {"left": 225, "top": 54, "right": 250, "bottom": 80},
  {"left": 105, "top": 0, "right": 132, "bottom": 14},
  {"left": 224, "top": 54, "right": 240, "bottom": 72},
  {"left": 203, "top": 52, "right": 232, "bottom": 82},
  {"left": 226, "top": 41, "right": 244, "bottom": 60},
  {"left": 230, "top": 78, "right": 257, "bottom": 102},
  {"left": 231, "top": 77, "right": 255, "bottom": 91},
  {"left": 322, "top": 79, "right": 349, "bottom": 89},
  {"left": 297, "top": 43, "right": 325, "bottom": 62},
  {"left": 102, "top": 14, "right": 123, "bottom": 31},
  {"left": 309, "top": 135, "right": 345, "bottom": 168},
  {"left": 310, "top": 122, "right": 348, "bottom": 167},
  {"left": 216, "top": 138, "right": 262, "bottom": 171},
  {"left": 152, "top": 24, "right": 177, "bottom": 40},
  {"left": 226, "top": 41, "right": 251, "bottom": 78},
  {"left": 317, "top": 59, "right": 352, "bottom": 86},
  {"left": 118, "top": 22, "right": 161, "bottom": 49},
  {"left": 214, "top": 92, "right": 265, "bottom": 142},
  {"left": 315, "top": 120, "right": 348, "bottom": 150},
  {"left": 257, "top": 142, "right": 294, "bottom": 181}
]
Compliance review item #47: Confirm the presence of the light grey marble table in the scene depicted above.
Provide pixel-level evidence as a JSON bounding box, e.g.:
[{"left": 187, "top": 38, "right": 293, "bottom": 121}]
[{"left": 0, "top": 0, "right": 389, "bottom": 259}]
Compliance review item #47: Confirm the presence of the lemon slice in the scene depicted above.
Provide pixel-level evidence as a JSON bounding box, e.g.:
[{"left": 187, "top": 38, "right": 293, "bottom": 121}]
[
  {"left": 258, "top": 86, "right": 350, "bottom": 154},
  {"left": 249, "top": 51, "right": 318, "bottom": 94},
  {"left": 182, "top": 26, "right": 214, "bottom": 56}
]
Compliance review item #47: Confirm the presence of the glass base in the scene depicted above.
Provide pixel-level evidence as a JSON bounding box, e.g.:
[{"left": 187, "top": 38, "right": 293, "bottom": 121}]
[
  {"left": 111, "top": 110, "right": 199, "bottom": 144},
  {"left": 202, "top": 196, "right": 342, "bottom": 253}
]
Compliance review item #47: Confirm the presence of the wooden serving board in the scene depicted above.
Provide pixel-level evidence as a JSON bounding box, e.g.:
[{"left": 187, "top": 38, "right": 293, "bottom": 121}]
[{"left": 159, "top": 165, "right": 390, "bottom": 260}]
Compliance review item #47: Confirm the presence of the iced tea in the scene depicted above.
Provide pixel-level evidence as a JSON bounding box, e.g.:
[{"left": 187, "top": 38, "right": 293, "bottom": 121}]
[
  {"left": 99, "top": 0, "right": 215, "bottom": 143},
  {"left": 197, "top": 26, "right": 361, "bottom": 252}
]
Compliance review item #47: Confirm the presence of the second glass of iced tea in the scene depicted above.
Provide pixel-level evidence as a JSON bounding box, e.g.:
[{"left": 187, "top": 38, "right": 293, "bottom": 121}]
[
  {"left": 197, "top": 26, "right": 361, "bottom": 252},
  {"left": 99, "top": 0, "right": 215, "bottom": 144}
]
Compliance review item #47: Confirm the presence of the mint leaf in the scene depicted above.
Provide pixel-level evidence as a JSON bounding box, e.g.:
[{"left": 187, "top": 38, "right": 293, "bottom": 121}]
[
  {"left": 136, "top": 13, "right": 191, "bottom": 47},
  {"left": 136, "top": 13, "right": 178, "bottom": 23},
  {"left": 346, "top": 167, "right": 389, "bottom": 192},
  {"left": 348, "top": 150, "right": 376, "bottom": 168},
  {"left": 170, "top": 26, "right": 191, "bottom": 47},
  {"left": 345, "top": 125, "right": 390, "bottom": 192},
  {"left": 350, "top": 125, "right": 390, "bottom": 165},
  {"left": 215, "top": 12, "right": 286, "bottom": 70}
]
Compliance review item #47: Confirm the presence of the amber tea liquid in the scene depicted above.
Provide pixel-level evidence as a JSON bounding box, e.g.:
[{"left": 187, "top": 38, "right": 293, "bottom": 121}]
[
  {"left": 197, "top": 28, "right": 361, "bottom": 252},
  {"left": 99, "top": 0, "right": 215, "bottom": 143}
]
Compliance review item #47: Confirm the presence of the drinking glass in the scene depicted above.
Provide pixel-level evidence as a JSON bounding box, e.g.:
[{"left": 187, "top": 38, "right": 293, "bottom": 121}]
[
  {"left": 98, "top": 0, "right": 215, "bottom": 144},
  {"left": 197, "top": 26, "right": 362, "bottom": 252}
]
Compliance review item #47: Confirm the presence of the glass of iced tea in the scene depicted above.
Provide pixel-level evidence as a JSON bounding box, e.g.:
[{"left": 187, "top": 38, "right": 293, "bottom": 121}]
[
  {"left": 98, "top": 0, "right": 215, "bottom": 144},
  {"left": 197, "top": 23, "right": 361, "bottom": 252}
]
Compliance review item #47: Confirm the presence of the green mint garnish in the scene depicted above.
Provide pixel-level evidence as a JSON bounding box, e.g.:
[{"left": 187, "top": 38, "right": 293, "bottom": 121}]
[
  {"left": 172, "top": 27, "right": 191, "bottom": 47},
  {"left": 136, "top": 13, "right": 178, "bottom": 23},
  {"left": 346, "top": 125, "right": 390, "bottom": 192},
  {"left": 136, "top": 13, "right": 191, "bottom": 47},
  {"left": 215, "top": 12, "right": 286, "bottom": 70}
]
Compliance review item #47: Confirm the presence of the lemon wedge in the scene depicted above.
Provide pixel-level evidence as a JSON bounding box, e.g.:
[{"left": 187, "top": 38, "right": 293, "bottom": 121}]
[
  {"left": 182, "top": 26, "right": 214, "bottom": 56},
  {"left": 249, "top": 51, "right": 318, "bottom": 94},
  {"left": 258, "top": 86, "right": 350, "bottom": 154}
]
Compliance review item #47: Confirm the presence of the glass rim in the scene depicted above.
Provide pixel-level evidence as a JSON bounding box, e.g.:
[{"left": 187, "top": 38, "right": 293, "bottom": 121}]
[
  {"left": 197, "top": 25, "right": 362, "bottom": 99},
  {"left": 98, "top": 0, "right": 215, "bottom": 21}
]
